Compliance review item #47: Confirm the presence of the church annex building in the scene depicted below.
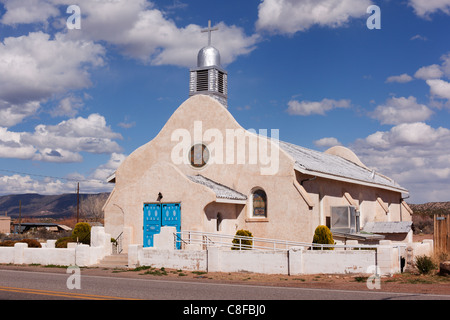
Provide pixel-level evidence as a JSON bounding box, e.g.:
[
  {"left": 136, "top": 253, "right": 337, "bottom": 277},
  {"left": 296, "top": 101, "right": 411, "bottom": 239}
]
[{"left": 103, "top": 23, "right": 412, "bottom": 252}]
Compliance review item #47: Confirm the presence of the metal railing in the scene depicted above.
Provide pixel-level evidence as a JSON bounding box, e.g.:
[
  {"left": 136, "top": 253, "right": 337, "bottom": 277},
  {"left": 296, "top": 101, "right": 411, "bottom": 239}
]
[
  {"left": 113, "top": 232, "right": 123, "bottom": 254},
  {"left": 174, "top": 230, "right": 387, "bottom": 251},
  {"left": 174, "top": 230, "right": 407, "bottom": 274}
]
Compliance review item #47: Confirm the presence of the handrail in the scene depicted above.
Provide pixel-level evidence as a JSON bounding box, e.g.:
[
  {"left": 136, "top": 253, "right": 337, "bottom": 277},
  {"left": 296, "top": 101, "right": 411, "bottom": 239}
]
[
  {"left": 174, "top": 230, "right": 406, "bottom": 252},
  {"left": 113, "top": 232, "right": 123, "bottom": 254}
]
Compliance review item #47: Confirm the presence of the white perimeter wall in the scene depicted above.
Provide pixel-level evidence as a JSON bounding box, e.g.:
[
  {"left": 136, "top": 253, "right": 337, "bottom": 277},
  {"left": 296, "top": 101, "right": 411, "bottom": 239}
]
[
  {"left": 0, "top": 227, "right": 111, "bottom": 267},
  {"left": 128, "top": 240, "right": 410, "bottom": 276}
]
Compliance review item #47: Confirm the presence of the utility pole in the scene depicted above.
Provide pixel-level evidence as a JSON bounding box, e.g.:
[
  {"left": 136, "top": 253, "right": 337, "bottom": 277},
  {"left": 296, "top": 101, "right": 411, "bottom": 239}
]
[
  {"left": 77, "top": 182, "right": 80, "bottom": 223},
  {"left": 18, "top": 200, "right": 21, "bottom": 234}
]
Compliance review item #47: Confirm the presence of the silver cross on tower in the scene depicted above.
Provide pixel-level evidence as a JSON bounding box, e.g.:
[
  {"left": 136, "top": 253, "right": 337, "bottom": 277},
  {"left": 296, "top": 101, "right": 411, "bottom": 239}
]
[{"left": 201, "top": 20, "right": 219, "bottom": 46}]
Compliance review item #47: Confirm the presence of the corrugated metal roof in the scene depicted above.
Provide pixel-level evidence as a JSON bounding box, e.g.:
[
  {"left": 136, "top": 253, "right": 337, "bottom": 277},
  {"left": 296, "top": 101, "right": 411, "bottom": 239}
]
[
  {"left": 187, "top": 174, "right": 247, "bottom": 201},
  {"left": 362, "top": 221, "right": 413, "bottom": 234},
  {"left": 278, "top": 140, "right": 407, "bottom": 193}
]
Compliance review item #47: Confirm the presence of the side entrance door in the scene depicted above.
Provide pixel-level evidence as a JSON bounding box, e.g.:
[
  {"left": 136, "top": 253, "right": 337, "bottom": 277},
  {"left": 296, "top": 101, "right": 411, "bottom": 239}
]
[{"left": 143, "top": 203, "right": 181, "bottom": 249}]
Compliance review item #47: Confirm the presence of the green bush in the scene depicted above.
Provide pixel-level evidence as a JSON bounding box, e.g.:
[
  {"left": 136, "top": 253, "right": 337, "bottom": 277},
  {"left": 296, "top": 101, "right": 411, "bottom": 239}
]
[
  {"left": 312, "top": 225, "right": 334, "bottom": 250},
  {"left": 232, "top": 229, "right": 253, "bottom": 250},
  {"left": 415, "top": 255, "right": 437, "bottom": 274},
  {"left": 72, "top": 222, "right": 91, "bottom": 244}
]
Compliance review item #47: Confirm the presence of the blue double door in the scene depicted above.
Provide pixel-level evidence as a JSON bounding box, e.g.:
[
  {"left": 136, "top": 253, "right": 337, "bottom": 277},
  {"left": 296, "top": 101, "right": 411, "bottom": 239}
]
[{"left": 143, "top": 203, "right": 181, "bottom": 249}]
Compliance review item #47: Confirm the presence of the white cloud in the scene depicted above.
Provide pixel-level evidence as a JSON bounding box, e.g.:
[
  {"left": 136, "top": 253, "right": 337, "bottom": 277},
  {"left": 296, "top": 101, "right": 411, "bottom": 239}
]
[
  {"left": 89, "top": 152, "right": 126, "bottom": 181},
  {"left": 0, "top": 32, "right": 104, "bottom": 104},
  {"left": 414, "top": 64, "right": 444, "bottom": 80},
  {"left": 385, "top": 73, "right": 414, "bottom": 83},
  {"left": 1, "top": 0, "right": 259, "bottom": 68},
  {"left": 0, "top": 31, "right": 105, "bottom": 126},
  {"left": 440, "top": 52, "right": 450, "bottom": 76},
  {"left": 0, "top": 174, "right": 60, "bottom": 195},
  {"left": 427, "top": 79, "right": 450, "bottom": 100},
  {"left": 0, "top": 114, "right": 122, "bottom": 163},
  {"left": 314, "top": 137, "right": 342, "bottom": 148},
  {"left": 51, "top": 95, "right": 84, "bottom": 118},
  {"left": 256, "top": 0, "right": 372, "bottom": 34},
  {"left": 370, "top": 96, "right": 433, "bottom": 125},
  {"left": 0, "top": 0, "right": 60, "bottom": 25},
  {"left": 408, "top": 0, "right": 450, "bottom": 17},
  {"left": 21, "top": 114, "right": 123, "bottom": 155},
  {"left": 76, "top": 6, "right": 259, "bottom": 67},
  {"left": 351, "top": 122, "right": 450, "bottom": 203},
  {"left": 0, "top": 152, "right": 126, "bottom": 194},
  {"left": 287, "top": 98, "right": 351, "bottom": 116},
  {"left": 410, "top": 34, "right": 428, "bottom": 41}
]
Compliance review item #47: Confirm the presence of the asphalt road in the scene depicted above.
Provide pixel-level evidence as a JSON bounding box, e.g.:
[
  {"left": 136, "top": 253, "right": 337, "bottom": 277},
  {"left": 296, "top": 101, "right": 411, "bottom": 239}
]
[{"left": 0, "top": 268, "right": 449, "bottom": 302}]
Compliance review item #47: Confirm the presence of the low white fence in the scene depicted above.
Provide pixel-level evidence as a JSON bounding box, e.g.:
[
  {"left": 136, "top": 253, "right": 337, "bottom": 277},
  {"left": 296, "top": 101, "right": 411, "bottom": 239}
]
[
  {"left": 129, "top": 243, "right": 399, "bottom": 276},
  {"left": 0, "top": 227, "right": 111, "bottom": 267},
  {"left": 128, "top": 227, "right": 420, "bottom": 276}
]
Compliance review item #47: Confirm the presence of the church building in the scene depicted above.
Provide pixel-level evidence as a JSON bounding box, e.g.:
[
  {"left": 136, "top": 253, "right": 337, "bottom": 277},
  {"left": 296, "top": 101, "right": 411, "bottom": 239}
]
[{"left": 103, "top": 22, "right": 412, "bottom": 252}]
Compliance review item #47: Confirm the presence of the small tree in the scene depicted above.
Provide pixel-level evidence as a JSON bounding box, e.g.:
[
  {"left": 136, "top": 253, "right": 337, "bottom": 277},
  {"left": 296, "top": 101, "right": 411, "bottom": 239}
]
[
  {"left": 232, "top": 229, "right": 253, "bottom": 250},
  {"left": 72, "top": 222, "right": 91, "bottom": 244},
  {"left": 312, "top": 225, "right": 334, "bottom": 250},
  {"left": 415, "top": 255, "right": 437, "bottom": 274}
]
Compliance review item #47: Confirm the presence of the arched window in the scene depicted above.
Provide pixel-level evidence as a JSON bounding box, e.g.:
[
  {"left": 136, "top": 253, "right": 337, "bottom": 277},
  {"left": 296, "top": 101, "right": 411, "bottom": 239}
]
[
  {"left": 189, "top": 143, "right": 209, "bottom": 168},
  {"left": 252, "top": 189, "right": 267, "bottom": 217}
]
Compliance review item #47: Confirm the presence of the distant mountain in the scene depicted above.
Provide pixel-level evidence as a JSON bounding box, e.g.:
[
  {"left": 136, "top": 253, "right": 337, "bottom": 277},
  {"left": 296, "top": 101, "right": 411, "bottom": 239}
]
[
  {"left": 0, "top": 193, "right": 447, "bottom": 220},
  {"left": 0, "top": 193, "right": 110, "bottom": 219},
  {"left": 409, "top": 201, "right": 450, "bottom": 216}
]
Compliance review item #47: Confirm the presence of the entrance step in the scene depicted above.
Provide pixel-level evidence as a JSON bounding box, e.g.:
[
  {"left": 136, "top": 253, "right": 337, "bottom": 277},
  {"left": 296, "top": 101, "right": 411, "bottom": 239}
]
[{"left": 96, "top": 254, "right": 129, "bottom": 269}]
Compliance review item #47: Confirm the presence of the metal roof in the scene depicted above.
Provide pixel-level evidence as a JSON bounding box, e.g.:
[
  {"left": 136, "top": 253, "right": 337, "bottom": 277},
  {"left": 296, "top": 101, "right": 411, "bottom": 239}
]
[
  {"left": 278, "top": 140, "right": 408, "bottom": 193},
  {"left": 362, "top": 221, "right": 413, "bottom": 234},
  {"left": 187, "top": 174, "right": 247, "bottom": 203}
]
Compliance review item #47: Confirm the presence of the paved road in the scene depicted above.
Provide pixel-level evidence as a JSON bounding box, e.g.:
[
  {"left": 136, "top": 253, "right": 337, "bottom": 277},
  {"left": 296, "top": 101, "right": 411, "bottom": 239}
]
[{"left": 0, "top": 268, "right": 449, "bottom": 302}]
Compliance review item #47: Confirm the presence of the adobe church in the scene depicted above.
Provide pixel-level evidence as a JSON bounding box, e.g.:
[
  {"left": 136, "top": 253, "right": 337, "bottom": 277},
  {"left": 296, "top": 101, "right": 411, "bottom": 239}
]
[{"left": 103, "top": 22, "right": 413, "bottom": 252}]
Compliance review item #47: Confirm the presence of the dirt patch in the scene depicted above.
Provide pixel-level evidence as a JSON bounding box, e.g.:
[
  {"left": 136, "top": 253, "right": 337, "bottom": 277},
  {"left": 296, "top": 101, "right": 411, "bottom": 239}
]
[{"left": 1, "top": 264, "right": 449, "bottom": 296}]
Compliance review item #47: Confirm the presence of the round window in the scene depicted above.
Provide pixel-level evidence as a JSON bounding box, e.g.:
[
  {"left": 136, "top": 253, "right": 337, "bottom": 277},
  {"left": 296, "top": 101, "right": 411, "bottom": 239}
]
[{"left": 189, "top": 144, "right": 209, "bottom": 168}]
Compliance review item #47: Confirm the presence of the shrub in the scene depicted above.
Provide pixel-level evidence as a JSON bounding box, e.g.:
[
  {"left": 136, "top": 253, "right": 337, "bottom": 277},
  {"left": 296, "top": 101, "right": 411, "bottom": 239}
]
[
  {"left": 415, "top": 255, "right": 437, "bottom": 274},
  {"left": 232, "top": 229, "right": 253, "bottom": 250},
  {"left": 55, "top": 237, "right": 76, "bottom": 248},
  {"left": 19, "top": 239, "right": 41, "bottom": 248},
  {"left": 312, "top": 225, "right": 334, "bottom": 250},
  {"left": 0, "top": 239, "right": 42, "bottom": 247},
  {"left": 0, "top": 240, "right": 16, "bottom": 247},
  {"left": 72, "top": 222, "right": 91, "bottom": 244}
]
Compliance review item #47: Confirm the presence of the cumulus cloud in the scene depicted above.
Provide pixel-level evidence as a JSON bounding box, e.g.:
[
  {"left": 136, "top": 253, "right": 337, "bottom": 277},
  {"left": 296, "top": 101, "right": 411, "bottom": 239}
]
[
  {"left": 287, "top": 98, "right": 351, "bottom": 116},
  {"left": 255, "top": 0, "right": 372, "bottom": 34},
  {"left": 0, "top": 174, "right": 67, "bottom": 195},
  {"left": 370, "top": 96, "right": 433, "bottom": 125},
  {"left": 74, "top": 5, "right": 259, "bottom": 67},
  {"left": 89, "top": 152, "right": 127, "bottom": 181},
  {"left": 0, "top": 0, "right": 259, "bottom": 68},
  {"left": 414, "top": 64, "right": 444, "bottom": 80},
  {"left": 351, "top": 122, "right": 450, "bottom": 202},
  {"left": 0, "top": 114, "right": 122, "bottom": 163},
  {"left": 0, "top": 32, "right": 104, "bottom": 104},
  {"left": 0, "top": 0, "right": 60, "bottom": 25},
  {"left": 314, "top": 137, "right": 342, "bottom": 148},
  {"left": 408, "top": 0, "right": 450, "bottom": 18},
  {"left": 0, "top": 151, "right": 126, "bottom": 195},
  {"left": 385, "top": 74, "right": 414, "bottom": 83},
  {"left": 0, "top": 31, "right": 105, "bottom": 126},
  {"left": 427, "top": 79, "right": 450, "bottom": 100}
]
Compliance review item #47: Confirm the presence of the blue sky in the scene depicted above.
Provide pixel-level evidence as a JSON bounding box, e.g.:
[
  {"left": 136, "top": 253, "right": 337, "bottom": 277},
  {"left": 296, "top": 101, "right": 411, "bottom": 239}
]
[{"left": 0, "top": 0, "right": 450, "bottom": 204}]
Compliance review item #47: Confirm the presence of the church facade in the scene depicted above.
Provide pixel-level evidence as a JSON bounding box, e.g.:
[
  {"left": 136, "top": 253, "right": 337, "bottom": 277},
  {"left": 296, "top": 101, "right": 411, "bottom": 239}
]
[{"left": 103, "top": 24, "right": 412, "bottom": 252}]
